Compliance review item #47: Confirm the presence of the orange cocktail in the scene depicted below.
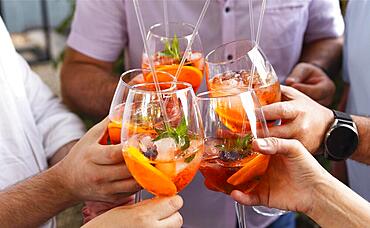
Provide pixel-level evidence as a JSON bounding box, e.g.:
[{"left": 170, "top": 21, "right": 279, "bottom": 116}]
[
  {"left": 200, "top": 137, "right": 269, "bottom": 194},
  {"left": 123, "top": 134, "right": 203, "bottom": 196},
  {"left": 142, "top": 51, "right": 204, "bottom": 91},
  {"left": 121, "top": 81, "right": 204, "bottom": 197},
  {"left": 142, "top": 22, "right": 204, "bottom": 91},
  {"left": 207, "top": 71, "right": 281, "bottom": 132}
]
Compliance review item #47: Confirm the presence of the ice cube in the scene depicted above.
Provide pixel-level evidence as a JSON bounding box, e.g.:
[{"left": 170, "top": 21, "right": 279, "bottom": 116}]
[
  {"left": 154, "top": 137, "right": 177, "bottom": 161},
  {"left": 139, "top": 136, "right": 153, "bottom": 152}
]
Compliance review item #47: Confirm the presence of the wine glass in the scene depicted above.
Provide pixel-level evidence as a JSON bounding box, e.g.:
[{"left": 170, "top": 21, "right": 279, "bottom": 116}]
[
  {"left": 197, "top": 89, "right": 280, "bottom": 228},
  {"left": 142, "top": 22, "right": 204, "bottom": 91},
  {"left": 120, "top": 80, "right": 204, "bottom": 197},
  {"left": 205, "top": 39, "right": 280, "bottom": 107},
  {"left": 108, "top": 69, "right": 176, "bottom": 145},
  {"left": 205, "top": 39, "right": 285, "bottom": 216}
]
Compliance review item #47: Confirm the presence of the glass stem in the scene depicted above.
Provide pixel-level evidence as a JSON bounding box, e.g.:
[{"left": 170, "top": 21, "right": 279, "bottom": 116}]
[
  {"left": 135, "top": 190, "right": 142, "bottom": 203},
  {"left": 235, "top": 201, "right": 247, "bottom": 228}
]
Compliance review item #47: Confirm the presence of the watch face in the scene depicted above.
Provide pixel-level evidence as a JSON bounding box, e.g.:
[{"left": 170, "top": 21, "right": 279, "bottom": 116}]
[{"left": 326, "top": 125, "right": 358, "bottom": 160}]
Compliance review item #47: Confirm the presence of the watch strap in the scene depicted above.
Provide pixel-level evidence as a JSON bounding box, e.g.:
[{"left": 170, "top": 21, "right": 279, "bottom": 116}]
[{"left": 332, "top": 110, "right": 352, "bottom": 122}]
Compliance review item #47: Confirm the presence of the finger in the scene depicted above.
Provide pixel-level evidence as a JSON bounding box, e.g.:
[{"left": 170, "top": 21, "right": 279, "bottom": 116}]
[
  {"left": 96, "top": 164, "right": 133, "bottom": 182},
  {"left": 230, "top": 190, "right": 261, "bottom": 206},
  {"left": 262, "top": 102, "right": 298, "bottom": 121},
  {"left": 252, "top": 137, "right": 306, "bottom": 158},
  {"left": 104, "top": 179, "right": 141, "bottom": 196},
  {"left": 280, "top": 85, "right": 307, "bottom": 100},
  {"left": 267, "top": 122, "right": 296, "bottom": 139},
  {"left": 285, "top": 63, "right": 312, "bottom": 84},
  {"left": 145, "top": 195, "right": 184, "bottom": 220},
  {"left": 85, "top": 117, "right": 110, "bottom": 141},
  {"left": 158, "top": 212, "right": 183, "bottom": 228},
  {"left": 290, "top": 83, "right": 326, "bottom": 101},
  {"left": 92, "top": 144, "right": 124, "bottom": 165}
]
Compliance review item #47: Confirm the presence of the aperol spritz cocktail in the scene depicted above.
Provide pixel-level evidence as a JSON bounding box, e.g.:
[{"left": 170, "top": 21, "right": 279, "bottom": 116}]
[
  {"left": 205, "top": 40, "right": 281, "bottom": 132},
  {"left": 197, "top": 90, "right": 270, "bottom": 195},
  {"left": 121, "top": 81, "right": 204, "bottom": 196},
  {"left": 108, "top": 69, "right": 176, "bottom": 145},
  {"left": 142, "top": 22, "right": 204, "bottom": 91}
]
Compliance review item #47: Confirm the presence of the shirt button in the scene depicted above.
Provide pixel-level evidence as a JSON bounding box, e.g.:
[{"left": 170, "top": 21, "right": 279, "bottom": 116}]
[
  {"left": 225, "top": 7, "right": 230, "bottom": 13},
  {"left": 227, "top": 54, "right": 233, "bottom": 60}
]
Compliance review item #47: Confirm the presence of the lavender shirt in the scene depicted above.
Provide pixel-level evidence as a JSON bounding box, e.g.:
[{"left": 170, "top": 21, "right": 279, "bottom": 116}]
[{"left": 68, "top": 1, "right": 344, "bottom": 227}]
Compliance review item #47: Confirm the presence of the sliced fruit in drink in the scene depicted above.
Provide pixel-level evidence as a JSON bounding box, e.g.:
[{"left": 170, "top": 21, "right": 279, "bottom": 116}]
[
  {"left": 123, "top": 146, "right": 177, "bottom": 196},
  {"left": 227, "top": 154, "right": 270, "bottom": 186},
  {"left": 146, "top": 65, "right": 203, "bottom": 91}
]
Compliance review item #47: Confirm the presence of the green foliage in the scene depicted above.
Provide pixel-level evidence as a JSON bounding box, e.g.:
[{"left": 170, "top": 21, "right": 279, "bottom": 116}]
[
  {"left": 159, "top": 34, "right": 181, "bottom": 61},
  {"left": 154, "top": 117, "right": 190, "bottom": 151}
]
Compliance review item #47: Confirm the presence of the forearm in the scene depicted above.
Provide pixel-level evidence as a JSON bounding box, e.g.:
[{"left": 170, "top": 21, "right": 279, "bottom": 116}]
[
  {"left": 61, "top": 48, "right": 118, "bottom": 119},
  {"left": 308, "top": 173, "right": 370, "bottom": 227},
  {"left": 350, "top": 115, "right": 370, "bottom": 164},
  {"left": 0, "top": 165, "right": 77, "bottom": 228},
  {"left": 300, "top": 37, "right": 343, "bottom": 78}
]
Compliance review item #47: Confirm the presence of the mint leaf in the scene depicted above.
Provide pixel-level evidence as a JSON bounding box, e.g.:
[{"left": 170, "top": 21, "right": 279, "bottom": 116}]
[
  {"left": 159, "top": 34, "right": 182, "bottom": 61},
  {"left": 185, "top": 154, "right": 195, "bottom": 163},
  {"left": 216, "top": 134, "right": 253, "bottom": 153},
  {"left": 153, "top": 117, "right": 190, "bottom": 151}
]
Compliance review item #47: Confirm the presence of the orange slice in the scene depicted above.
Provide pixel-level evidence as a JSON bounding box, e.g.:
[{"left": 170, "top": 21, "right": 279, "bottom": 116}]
[
  {"left": 145, "top": 65, "right": 203, "bottom": 91},
  {"left": 215, "top": 107, "right": 249, "bottom": 132},
  {"left": 227, "top": 154, "right": 270, "bottom": 186},
  {"left": 108, "top": 121, "right": 122, "bottom": 144},
  {"left": 123, "top": 146, "right": 177, "bottom": 196}
]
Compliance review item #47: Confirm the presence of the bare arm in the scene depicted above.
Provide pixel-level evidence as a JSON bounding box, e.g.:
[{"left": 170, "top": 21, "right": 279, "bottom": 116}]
[
  {"left": 61, "top": 47, "right": 118, "bottom": 120},
  {"left": 300, "top": 37, "right": 343, "bottom": 78},
  {"left": 309, "top": 173, "right": 370, "bottom": 228},
  {"left": 350, "top": 115, "right": 370, "bottom": 164},
  {"left": 0, "top": 166, "right": 76, "bottom": 228}
]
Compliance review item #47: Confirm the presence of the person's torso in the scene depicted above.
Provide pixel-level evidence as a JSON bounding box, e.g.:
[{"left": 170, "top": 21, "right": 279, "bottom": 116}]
[
  {"left": 0, "top": 18, "right": 55, "bottom": 228},
  {"left": 123, "top": 0, "right": 311, "bottom": 83},
  {"left": 344, "top": 0, "right": 370, "bottom": 202}
]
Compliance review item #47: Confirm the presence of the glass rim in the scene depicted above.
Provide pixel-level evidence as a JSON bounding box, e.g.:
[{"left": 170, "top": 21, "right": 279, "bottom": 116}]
[
  {"left": 196, "top": 88, "right": 255, "bottom": 101},
  {"left": 119, "top": 68, "right": 176, "bottom": 89},
  {"left": 205, "top": 39, "right": 257, "bottom": 66},
  {"left": 148, "top": 22, "right": 197, "bottom": 39}
]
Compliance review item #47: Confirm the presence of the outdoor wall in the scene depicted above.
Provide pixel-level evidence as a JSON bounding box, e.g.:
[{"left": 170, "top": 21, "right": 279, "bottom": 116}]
[{"left": 2, "top": 0, "right": 72, "bottom": 32}]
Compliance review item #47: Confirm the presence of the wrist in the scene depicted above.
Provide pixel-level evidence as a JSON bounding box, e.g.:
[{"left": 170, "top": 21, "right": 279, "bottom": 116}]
[
  {"left": 50, "top": 162, "right": 80, "bottom": 205},
  {"left": 319, "top": 107, "right": 335, "bottom": 147},
  {"left": 306, "top": 172, "right": 337, "bottom": 221}
]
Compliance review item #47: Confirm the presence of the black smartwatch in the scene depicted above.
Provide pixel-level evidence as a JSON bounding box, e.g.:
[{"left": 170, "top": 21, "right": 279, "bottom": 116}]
[{"left": 324, "top": 110, "right": 359, "bottom": 161}]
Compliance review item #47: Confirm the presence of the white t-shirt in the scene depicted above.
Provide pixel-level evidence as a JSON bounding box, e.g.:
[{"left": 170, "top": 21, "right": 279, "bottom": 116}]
[
  {"left": 343, "top": 1, "right": 370, "bottom": 201},
  {"left": 0, "top": 18, "right": 85, "bottom": 228}
]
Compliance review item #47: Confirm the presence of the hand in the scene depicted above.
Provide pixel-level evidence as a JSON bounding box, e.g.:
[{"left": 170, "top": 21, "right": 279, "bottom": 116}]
[
  {"left": 286, "top": 62, "right": 335, "bottom": 106},
  {"left": 82, "top": 196, "right": 135, "bottom": 223},
  {"left": 262, "top": 85, "right": 333, "bottom": 153},
  {"left": 55, "top": 118, "right": 141, "bottom": 202},
  {"left": 82, "top": 195, "right": 184, "bottom": 228},
  {"left": 231, "top": 137, "right": 331, "bottom": 213}
]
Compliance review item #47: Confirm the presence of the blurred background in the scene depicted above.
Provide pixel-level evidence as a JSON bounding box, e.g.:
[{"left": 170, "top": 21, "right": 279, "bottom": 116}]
[{"left": 2, "top": 0, "right": 348, "bottom": 227}]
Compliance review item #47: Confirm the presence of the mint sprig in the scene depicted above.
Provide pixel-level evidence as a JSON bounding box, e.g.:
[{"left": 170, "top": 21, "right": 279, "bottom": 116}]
[
  {"left": 216, "top": 134, "right": 253, "bottom": 153},
  {"left": 159, "top": 34, "right": 182, "bottom": 61},
  {"left": 154, "top": 117, "right": 190, "bottom": 151}
]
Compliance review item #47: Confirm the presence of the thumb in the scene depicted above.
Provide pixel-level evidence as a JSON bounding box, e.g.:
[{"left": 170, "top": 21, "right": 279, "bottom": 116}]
[
  {"left": 285, "top": 63, "right": 311, "bottom": 85},
  {"left": 231, "top": 190, "right": 261, "bottom": 206},
  {"left": 85, "top": 117, "right": 110, "bottom": 142},
  {"left": 252, "top": 137, "right": 307, "bottom": 158},
  {"left": 142, "top": 195, "right": 183, "bottom": 220}
]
